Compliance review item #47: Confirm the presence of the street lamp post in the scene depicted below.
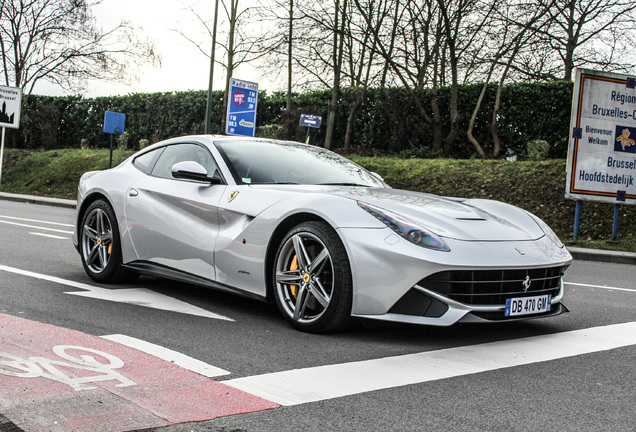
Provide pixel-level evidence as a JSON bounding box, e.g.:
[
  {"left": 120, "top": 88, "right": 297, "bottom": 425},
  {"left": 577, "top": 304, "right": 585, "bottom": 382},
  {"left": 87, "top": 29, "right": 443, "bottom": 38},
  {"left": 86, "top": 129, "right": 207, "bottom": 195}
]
[{"left": 204, "top": 0, "right": 220, "bottom": 134}]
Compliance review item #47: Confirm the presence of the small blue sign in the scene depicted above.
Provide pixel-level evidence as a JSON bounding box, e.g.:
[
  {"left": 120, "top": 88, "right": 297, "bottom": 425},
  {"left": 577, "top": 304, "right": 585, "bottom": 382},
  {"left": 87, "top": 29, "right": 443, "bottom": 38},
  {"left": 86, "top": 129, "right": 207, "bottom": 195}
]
[
  {"left": 226, "top": 78, "right": 258, "bottom": 137},
  {"left": 299, "top": 114, "right": 322, "bottom": 129},
  {"left": 104, "top": 111, "right": 126, "bottom": 135}
]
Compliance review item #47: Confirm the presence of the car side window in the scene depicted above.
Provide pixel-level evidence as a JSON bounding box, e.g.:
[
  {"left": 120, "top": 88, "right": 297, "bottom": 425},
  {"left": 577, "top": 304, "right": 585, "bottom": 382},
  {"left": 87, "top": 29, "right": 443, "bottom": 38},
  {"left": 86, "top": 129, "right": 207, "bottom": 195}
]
[
  {"left": 132, "top": 147, "right": 164, "bottom": 174},
  {"left": 151, "top": 143, "right": 219, "bottom": 179}
]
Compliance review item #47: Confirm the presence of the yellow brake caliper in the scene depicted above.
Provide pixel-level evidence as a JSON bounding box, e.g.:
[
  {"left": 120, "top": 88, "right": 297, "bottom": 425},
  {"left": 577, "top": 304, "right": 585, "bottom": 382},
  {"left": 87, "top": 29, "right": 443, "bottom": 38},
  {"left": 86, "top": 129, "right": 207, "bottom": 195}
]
[{"left": 290, "top": 255, "right": 299, "bottom": 298}]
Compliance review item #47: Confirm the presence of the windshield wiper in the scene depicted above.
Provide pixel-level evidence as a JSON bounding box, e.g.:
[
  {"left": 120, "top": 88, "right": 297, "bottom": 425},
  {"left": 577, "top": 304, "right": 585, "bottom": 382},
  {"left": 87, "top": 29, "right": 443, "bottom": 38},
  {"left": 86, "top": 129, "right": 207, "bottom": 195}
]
[
  {"left": 258, "top": 181, "right": 301, "bottom": 185},
  {"left": 316, "top": 182, "right": 371, "bottom": 187}
]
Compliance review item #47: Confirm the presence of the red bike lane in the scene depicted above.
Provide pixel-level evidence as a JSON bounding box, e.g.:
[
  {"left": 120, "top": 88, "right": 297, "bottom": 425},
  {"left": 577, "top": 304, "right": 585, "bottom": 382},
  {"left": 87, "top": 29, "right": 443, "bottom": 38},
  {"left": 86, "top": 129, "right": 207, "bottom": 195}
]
[{"left": 0, "top": 313, "right": 278, "bottom": 432}]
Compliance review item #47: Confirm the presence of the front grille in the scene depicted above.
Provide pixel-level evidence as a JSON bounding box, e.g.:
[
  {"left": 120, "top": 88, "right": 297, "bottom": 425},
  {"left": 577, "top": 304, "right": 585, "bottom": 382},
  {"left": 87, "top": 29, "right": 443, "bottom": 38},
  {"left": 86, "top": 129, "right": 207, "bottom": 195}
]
[{"left": 418, "top": 266, "right": 568, "bottom": 306}]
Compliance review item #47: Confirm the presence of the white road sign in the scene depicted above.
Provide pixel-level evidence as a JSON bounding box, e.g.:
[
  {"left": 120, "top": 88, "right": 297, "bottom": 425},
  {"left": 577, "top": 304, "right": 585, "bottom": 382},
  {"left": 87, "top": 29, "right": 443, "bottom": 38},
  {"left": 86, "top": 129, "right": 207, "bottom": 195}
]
[
  {"left": 0, "top": 86, "right": 22, "bottom": 129},
  {"left": 565, "top": 69, "right": 636, "bottom": 204}
]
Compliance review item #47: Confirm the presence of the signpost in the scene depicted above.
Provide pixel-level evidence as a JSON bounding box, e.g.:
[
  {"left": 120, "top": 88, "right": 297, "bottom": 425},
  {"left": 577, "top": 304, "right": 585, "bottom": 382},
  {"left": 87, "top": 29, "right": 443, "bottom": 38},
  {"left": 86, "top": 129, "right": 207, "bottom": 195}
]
[
  {"left": 226, "top": 78, "right": 258, "bottom": 137},
  {"left": 299, "top": 114, "right": 322, "bottom": 144},
  {"left": 0, "top": 85, "right": 22, "bottom": 186},
  {"left": 565, "top": 69, "right": 636, "bottom": 241},
  {"left": 103, "top": 111, "right": 126, "bottom": 168}
]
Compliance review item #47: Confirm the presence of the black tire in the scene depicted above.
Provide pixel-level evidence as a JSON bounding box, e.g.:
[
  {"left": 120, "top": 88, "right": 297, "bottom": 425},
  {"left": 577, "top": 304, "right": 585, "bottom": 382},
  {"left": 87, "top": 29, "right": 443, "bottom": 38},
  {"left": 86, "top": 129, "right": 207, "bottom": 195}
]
[
  {"left": 79, "top": 199, "right": 133, "bottom": 283},
  {"left": 273, "top": 221, "right": 353, "bottom": 333}
]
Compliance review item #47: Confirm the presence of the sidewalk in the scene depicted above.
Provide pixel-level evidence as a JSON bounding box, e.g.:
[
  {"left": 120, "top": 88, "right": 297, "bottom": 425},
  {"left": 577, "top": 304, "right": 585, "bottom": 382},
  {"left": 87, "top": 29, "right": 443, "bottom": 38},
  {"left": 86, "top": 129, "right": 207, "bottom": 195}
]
[{"left": 1, "top": 191, "right": 634, "bottom": 265}]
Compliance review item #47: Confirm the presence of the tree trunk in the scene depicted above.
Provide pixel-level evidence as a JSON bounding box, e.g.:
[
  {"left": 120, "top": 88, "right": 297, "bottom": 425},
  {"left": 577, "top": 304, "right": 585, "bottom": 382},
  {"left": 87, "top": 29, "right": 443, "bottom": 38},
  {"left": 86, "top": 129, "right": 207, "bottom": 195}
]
[
  {"left": 467, "top": 81, "right": 489, "bottom": 158},
  {"left": 427, "top": 87, "right": 443, "bottom": 153},
  {"left": 324, "top": 0, "right": 347, "bottom": 149}
]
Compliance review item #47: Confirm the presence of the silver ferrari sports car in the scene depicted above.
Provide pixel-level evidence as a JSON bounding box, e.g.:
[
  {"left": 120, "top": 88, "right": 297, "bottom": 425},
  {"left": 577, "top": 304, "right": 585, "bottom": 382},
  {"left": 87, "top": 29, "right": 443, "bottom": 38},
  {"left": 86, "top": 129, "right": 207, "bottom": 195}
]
[{"left": 73, "top": 135, "right": 572, "bottom": 332}]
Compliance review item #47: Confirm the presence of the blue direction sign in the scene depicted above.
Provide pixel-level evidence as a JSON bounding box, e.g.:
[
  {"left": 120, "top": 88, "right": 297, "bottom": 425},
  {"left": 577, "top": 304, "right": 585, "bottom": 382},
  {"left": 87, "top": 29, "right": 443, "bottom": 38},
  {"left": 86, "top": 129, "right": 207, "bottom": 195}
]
[
  {"left": 299, "top": 114, "right": 322, "bottom": 128},
  {"left": 226, "top": 78, "right": 258, "bottom": 137},
  {"left": 104, "top": 111, "right": 126, "bottom": 135},
  {"left": 103, "top": 111, "right": 126, "bottom": 169}
]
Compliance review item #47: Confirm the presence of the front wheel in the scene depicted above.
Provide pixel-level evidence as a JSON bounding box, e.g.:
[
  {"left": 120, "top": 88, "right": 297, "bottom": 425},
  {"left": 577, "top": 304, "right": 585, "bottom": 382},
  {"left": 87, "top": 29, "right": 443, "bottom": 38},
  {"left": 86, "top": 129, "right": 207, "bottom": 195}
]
[
  {"left": 273, "top": 221, "right": 353, "bottom": 333},
  {"left": 79, "top": 200, "right": 132, "bottom": 283}
]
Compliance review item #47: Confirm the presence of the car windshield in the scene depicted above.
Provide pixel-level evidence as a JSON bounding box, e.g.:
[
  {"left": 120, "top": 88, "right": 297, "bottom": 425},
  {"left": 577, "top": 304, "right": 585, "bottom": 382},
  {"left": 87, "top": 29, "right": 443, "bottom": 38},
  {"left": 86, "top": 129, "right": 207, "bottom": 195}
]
[{"left": 214, "top": 140, "right": 387, "bottom": 187}]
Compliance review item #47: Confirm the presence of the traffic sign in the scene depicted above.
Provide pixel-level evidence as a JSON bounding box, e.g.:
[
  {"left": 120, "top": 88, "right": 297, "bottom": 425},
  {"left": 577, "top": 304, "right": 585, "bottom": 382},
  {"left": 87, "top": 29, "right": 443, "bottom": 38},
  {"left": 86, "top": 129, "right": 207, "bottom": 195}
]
[
  {"left": 299, "top": 114, "right": 322, "bottom": 128},
  {"left": 0, "top": 86, "right": 22, "bottom": 129},
  {"left": 104, "top": 111, "right": 126, "bottom": 135},
  {"left": 103, "top": 111, "right": 126, "bottom": 168},
  {"left": 0, "top": 85, "right": 22, "bottom": 185},
  {"left": 226, "top": 78, "right": 258, "bottom": 137},
  {"left": 565, "top": 69, "right": 636, "bottom": 204}
]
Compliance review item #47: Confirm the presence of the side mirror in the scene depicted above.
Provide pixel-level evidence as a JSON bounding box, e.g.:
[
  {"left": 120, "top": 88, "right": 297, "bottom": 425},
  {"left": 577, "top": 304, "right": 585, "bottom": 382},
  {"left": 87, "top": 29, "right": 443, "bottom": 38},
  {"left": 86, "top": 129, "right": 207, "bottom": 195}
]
[{"left": 171, "top": 161, "right": 223, "bottom": 184}]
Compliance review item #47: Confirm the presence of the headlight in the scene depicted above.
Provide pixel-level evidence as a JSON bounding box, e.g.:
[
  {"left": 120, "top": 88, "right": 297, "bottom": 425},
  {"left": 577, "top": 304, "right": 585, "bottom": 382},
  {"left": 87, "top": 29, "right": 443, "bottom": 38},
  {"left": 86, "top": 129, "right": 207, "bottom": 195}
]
[
  {"left": 358, "top": 202, "right": 450, "bottom": 252},
  {"left": 526, "top": 212, "right": 564, "bottom": 248}
]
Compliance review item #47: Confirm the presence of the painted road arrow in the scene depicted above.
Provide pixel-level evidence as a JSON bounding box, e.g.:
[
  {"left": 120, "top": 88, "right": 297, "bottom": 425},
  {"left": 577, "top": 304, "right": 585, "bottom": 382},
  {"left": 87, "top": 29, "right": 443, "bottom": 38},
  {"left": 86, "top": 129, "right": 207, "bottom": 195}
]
[{"left": 0, "top": 264, "right": 233, "bottom": 321}]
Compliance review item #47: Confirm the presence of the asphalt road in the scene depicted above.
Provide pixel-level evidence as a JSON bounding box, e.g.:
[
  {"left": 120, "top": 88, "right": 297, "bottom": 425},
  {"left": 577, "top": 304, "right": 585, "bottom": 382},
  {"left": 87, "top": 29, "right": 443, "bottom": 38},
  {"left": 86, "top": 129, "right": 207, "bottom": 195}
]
[{"left": 0, "top": 199, "right": 634, "bottom": 432}]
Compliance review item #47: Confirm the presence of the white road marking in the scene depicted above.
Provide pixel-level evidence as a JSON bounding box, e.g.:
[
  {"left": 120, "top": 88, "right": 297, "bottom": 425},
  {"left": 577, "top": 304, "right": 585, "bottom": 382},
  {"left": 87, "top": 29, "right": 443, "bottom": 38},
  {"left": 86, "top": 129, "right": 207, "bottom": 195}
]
[
  {"left": 0, "top": 264, "right": 233, "bottom": 321},
  {"left": 29, "top": 232, "right": 69, "bottom": 240},
  {"left": 0, "top": 219, "right": 73, "bottom": 234},
  {"left": 100, "top": 334, "right": 231, "bottom": 378},
  {"left": 0, "top": 345, "right": 137, "bottom": 391},
  {"left": 223, "top": 321, "right": 636, "bottom": 406},
  {"left": 0, "top": 214, "right": 74, "bottom": 227},
  {"left": 564, "top": 281, "right": 636, "bottom": 293}
]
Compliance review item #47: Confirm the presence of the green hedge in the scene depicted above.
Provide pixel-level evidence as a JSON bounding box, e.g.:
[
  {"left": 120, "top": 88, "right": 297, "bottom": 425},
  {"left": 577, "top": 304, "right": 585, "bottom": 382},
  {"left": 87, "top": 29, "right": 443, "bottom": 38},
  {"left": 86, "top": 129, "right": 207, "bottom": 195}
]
[{"left": 5, "top": 81, "right": 574, "bottom": 158}]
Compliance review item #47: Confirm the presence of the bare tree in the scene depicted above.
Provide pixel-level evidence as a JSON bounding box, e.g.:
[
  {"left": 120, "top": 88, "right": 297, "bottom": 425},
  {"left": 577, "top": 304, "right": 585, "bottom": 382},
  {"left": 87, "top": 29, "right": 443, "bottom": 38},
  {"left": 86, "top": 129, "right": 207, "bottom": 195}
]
[
  {"left": 519, "top": 0, "right": 636, "bottom": 81},
  {"left": 0, "top": 0, "right": 158, "bottom": 94},
  {"left": 436, "top": 0, "right": 481, "bottom": 156},
  {"left": 342, "top": 0, "right": 385, "bottom": 152},
  {"left": 176, "top": 0, "right": 270, "bottom": 129},
  {"left": 466, "top": 0, "right": 554, "bottom": 157},
  {"left": 354, "top": 0, "right": 443, "bottom": 151}
]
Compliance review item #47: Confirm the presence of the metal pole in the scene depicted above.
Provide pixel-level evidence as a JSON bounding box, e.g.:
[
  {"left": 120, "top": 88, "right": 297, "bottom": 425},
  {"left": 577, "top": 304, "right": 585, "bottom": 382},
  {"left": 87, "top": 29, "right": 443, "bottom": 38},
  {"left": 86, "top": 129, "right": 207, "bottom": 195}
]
[
  {"left": 612, "top": 203, "right": 620, "bottom": 241},
  {"left": 0, "top": 127, "right": 5, "bottom": 186},
  {"left": 572, "top": 200, "right": 582, "bottom": 243},
  {"left": 204, "top": 0, "right": 220, "bottom": 135},
  {"left": 109, "top": 134, "right": 114, "bottom": 169}
]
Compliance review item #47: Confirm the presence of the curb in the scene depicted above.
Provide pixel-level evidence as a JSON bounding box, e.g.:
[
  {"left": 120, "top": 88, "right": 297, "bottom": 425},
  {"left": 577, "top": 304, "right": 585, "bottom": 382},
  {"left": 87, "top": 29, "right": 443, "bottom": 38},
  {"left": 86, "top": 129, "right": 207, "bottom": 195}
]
[
  {"left": 0, "top": 192, "right": 633, "bottom": 265},
  {"left": 566, "top": 246, "right": 636, "bottom": 266},
  {"left": 0, "top": 191, "right": 76, "bottom": 209}
]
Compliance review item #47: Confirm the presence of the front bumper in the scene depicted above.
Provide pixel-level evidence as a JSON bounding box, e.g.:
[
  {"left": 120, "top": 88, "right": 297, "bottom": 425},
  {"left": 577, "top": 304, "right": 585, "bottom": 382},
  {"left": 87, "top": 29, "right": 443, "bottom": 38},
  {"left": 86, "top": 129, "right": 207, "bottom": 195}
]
[
  {"left": 338, "top": 227, "right": 572, "bottom": 325},
  {"left": 352, "top": 278, "right": 568, "bottom": 326}
]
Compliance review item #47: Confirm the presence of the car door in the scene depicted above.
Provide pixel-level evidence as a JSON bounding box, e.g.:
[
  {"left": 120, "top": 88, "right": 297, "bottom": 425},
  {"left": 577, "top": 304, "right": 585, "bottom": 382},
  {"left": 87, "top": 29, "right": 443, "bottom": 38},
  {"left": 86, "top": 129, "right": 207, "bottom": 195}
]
[{"left": 123, "top": 142, "right": 226, "bottom": 281}]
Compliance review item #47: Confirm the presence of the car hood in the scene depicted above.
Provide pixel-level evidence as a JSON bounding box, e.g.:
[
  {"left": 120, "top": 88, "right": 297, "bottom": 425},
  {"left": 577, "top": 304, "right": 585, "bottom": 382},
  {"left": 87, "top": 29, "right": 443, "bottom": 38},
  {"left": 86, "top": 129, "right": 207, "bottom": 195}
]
[
  {"left": 243, "top": 185, "right": 546, "bottom": 242},
  {"left": 335, "top": 187, "right": 545, "bottom": 241}
]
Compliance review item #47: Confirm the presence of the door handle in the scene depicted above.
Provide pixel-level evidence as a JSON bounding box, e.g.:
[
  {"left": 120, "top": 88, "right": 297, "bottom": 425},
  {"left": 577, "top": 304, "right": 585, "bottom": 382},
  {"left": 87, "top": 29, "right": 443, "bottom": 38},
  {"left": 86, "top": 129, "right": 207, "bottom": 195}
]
[{"left": 129, "top": 188, "right": 139, "bottom": 197}]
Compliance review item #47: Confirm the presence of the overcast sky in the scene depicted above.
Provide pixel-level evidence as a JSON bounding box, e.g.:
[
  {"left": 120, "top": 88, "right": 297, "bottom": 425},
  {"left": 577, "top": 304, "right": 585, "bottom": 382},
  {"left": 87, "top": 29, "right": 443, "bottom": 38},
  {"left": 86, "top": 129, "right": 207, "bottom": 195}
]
[{"left": 33, "top": 0, "right": 271, "bottom": 97}]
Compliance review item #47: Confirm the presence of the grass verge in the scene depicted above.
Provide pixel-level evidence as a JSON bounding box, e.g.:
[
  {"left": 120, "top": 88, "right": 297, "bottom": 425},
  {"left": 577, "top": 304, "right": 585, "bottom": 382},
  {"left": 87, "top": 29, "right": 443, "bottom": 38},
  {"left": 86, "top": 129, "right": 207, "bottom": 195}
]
[{"left": 0, "top": 149, "right": 633, "bottom": 252}]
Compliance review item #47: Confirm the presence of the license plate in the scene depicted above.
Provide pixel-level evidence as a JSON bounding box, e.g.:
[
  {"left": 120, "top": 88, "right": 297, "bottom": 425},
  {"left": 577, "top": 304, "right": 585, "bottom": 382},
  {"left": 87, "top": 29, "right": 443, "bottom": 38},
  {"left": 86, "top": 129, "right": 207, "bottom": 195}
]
[{"left": 505, "top": 295, "right": 551, "bottom": 316}]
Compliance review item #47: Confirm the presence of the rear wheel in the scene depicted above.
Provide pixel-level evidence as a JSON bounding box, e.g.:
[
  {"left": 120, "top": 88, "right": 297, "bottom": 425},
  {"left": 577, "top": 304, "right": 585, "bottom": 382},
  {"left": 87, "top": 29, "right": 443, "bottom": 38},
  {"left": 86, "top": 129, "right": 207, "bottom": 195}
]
[
  {"left": 79, "top": 200, "right": 132, "bottom": 283},
  {"left": 274, "top": 221, "right": 353, "bottom": 333}
]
